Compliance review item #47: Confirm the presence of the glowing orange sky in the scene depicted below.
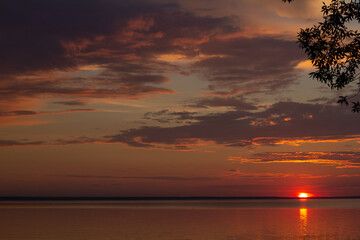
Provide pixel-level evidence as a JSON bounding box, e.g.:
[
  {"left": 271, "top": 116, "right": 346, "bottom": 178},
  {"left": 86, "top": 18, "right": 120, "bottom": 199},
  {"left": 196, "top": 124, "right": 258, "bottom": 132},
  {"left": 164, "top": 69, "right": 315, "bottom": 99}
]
[{"left": 0, "top": 0, "right": 359, "bottom": 197}]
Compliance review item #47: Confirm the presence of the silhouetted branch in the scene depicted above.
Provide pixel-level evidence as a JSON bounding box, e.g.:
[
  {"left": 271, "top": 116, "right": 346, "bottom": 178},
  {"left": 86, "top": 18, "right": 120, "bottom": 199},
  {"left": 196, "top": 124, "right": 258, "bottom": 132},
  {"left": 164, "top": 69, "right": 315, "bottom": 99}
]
[{"left": 284, "top": 0, "right": 360, "bottom": 112}]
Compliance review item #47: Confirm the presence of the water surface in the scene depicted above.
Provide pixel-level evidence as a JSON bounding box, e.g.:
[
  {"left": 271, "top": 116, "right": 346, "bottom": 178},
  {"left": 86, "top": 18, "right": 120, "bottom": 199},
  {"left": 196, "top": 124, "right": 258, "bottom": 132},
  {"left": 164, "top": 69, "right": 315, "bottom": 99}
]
[{"left": 0, "top": 199, "right": 359, "bottom": 239}]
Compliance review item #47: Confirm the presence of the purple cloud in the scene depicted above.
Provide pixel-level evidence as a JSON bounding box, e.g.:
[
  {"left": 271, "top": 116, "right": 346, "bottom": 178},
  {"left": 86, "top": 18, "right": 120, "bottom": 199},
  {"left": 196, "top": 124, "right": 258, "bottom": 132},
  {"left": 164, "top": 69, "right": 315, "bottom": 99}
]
[{"left": 105, "top": 101, "right": 360, "bottom": 149}]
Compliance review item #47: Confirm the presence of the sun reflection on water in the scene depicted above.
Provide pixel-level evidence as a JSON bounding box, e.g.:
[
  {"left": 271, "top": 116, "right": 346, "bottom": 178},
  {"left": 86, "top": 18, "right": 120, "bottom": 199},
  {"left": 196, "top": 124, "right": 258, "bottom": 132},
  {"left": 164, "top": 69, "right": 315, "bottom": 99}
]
[
  {"left": 299, "top": 198, "right": 308, "bottom": 237},
  {"left": 299, "top": 208, "right": 308, "bottom": 229}
]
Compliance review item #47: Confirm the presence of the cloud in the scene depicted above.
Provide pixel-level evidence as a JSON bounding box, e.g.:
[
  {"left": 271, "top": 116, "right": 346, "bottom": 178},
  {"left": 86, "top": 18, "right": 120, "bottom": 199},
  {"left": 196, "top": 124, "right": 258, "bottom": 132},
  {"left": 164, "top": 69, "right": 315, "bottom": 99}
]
[
  {"left": 54, "top": 137, "right": 104, "bottom": 145},
  {"left": 0, "top": 76, "right": 174, "bottom": 101},
  {"left": 53, "top": 100, "right": 87, "bottom": 106},
  {"left": 0, "top": 110, "right": 37, "bottom": 117},
  {"left": 192, "top": 36, "right": 305, "bottom": 96},
  {"left": 0, "top": 0, "right": 242, "bottom": 105},
  {"left": 143, "top": 110, "right": 198, "bottom": 123},
  {"left": 0, "top": 140, "right": 46, "bottom": 147},
  {"left": 0, "top": 0, "right": 312, "bottom": 114},
  {"left": 295, "top": 60, "right": 314, "bottom": 70},
  {"left": 63, "top": 174, "right": 218, "bottom": 181},
  {"left": 0, "top": 109, "right": 96, "bottom": 117},
  {"left": 188, "top": 96, "right": 257, "bottom": 110},
  {"left": 0, "top": 0, "right": 173, "bottom": 76},
  {"left": 229, "top": 152, "right": 360, "bottom": 168},
  {"left": 224, "top": 170, "right": 330, "bottom": 179},
  {"left": 0, "top": 108, "right": 97, "bottom": 126},
  {"left": 104, "top": 101, "right": 360, "bottom": 149},
  {"left": 0, "top": 136, "right": 102, "bottom": 147},
  {"left": 2, "top": 101, "right": 360, "bottom": 150}
]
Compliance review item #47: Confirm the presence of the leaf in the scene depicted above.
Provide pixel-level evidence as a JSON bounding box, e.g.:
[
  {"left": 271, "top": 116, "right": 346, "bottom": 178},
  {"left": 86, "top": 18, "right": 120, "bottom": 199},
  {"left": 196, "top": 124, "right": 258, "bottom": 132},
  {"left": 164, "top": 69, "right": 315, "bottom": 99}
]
[
  {"left": 337, "top": 96, "right": 349, "bottom": 105},
  {"left": 352, "top": 102, "right": 360, "bottom": 113}
]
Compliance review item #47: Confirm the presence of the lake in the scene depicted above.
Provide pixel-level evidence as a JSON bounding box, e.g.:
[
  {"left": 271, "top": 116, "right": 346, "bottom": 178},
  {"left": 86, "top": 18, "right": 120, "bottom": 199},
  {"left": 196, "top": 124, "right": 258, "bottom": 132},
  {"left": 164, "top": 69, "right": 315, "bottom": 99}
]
[{"left": 0, "top": 199, "right": 359, "bottom": 239}]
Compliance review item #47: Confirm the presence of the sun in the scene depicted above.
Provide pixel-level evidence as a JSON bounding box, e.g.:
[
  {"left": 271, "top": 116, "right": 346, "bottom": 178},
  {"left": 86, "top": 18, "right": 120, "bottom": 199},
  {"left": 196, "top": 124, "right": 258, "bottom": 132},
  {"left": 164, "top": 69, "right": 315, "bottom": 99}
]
[{"left": 298, "top": 193, "right": 309, "bottom": 198}]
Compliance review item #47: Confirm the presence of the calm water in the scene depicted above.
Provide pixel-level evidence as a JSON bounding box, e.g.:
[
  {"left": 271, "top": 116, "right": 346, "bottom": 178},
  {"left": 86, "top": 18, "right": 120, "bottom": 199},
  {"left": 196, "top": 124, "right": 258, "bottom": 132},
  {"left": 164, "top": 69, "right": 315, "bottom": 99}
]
[{"left": 0, "top": 199, "right": 359, "bottom": 240}]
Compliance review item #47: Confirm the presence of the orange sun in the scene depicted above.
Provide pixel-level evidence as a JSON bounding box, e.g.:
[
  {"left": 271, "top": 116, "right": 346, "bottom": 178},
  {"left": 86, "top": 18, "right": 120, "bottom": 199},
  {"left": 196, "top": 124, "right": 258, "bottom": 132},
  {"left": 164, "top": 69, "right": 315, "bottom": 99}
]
[{"left": 298, "top": 193, "right": 309, "bottom": 198}]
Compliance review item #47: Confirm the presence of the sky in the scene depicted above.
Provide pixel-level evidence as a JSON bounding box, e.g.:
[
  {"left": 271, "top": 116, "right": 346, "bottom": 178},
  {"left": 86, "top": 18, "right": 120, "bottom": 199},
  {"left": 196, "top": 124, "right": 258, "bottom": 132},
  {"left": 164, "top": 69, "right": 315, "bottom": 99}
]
[{"left": 1, "top": 0, "right": 360, "bottom": 197}]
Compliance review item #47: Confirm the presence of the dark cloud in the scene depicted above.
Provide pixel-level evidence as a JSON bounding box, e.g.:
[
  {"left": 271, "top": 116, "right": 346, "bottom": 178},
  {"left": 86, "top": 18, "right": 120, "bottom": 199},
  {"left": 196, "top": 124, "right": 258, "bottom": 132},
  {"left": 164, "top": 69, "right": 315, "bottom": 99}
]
[
  {"left": 2, "top": 101, "right": 360, "bottom": 150},
  {"left": 0, "top": 111, "right": 37, "bottom": 117},
  {"left": 0, "top": 0, "right": 170, "bottom": 75},
  {"left": 188, "top": 96, "right": 257, "bottom": 110},
  {"left": 197, "top": 38, "right": 302, "bottom": 78},
  {"left": 53, "top": 100, "right": 87, "bottom": 106},
  {"left": 307, "top": 97, "right": 331, "bottom": 103},
  {"left": 0, "top": 77, "right": 174, "bottom": 100},
  {"left": 54, "top": 137, "right": 102, "bottom": 145},
  {"left": 144, "top": 110, "right": 198, "bottom": 123},
  {"left": 0, "top": 136, "right": 101, "bottom": 147},
  {"left": 64, "top": 174, "right": 218, "bottom": 181},
  {"left": 2, "top": 101, "right": 360, "bottom": 151},
  {"left": 193, "top": 37, "right": 305, "bottom": 95},
  {"left": 0, "top": 0, "right": 240, "bottom": 104},
  {"left": 65, "top": 175, "right": 115, "bottom": 179},
  {"left": 0, "top": 109, "right": 96, "bottom": 117},
  {"left": 0, "top": 0, "right": 307, "bottom": 108},
  {"left": 105, "top": 101, "right": 360, "bottom": 149},
  {"left": 104, "top": 74, "right": 169, "bottom": 86},
  {"left": 0, "top": 140, "right": 45, "bottom": 147}
]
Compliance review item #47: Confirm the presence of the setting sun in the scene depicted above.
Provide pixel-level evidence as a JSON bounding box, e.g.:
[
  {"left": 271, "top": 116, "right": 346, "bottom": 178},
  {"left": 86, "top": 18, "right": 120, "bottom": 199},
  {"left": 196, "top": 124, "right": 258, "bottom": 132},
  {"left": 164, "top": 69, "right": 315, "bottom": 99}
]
[{"left": 298, "top": 193, "right": 309, "bottom": 198}]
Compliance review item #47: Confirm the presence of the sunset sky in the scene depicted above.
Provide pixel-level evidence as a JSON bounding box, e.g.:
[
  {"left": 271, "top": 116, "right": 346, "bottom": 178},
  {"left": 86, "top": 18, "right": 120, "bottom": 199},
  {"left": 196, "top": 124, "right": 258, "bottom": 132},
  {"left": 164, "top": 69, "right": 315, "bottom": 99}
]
[{"left": 1, "top": 0, "right": 360, "bottom": 197}]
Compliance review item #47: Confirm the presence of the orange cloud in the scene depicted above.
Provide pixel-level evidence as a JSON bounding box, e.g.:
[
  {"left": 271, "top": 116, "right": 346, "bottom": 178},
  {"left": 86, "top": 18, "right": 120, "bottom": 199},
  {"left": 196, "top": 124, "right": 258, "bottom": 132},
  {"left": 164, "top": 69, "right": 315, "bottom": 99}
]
[
  {"left": 250, "top": 135, "right": 360, "bottom": 147},
  {"left": 224, "top": 170, "right": 330, "bottom": 179},
  {"left": 229, "top": 151, "right": 360, "bottom": 168},
  {"left": 295, "top": 60, "right": 314, "bottom": 70}
]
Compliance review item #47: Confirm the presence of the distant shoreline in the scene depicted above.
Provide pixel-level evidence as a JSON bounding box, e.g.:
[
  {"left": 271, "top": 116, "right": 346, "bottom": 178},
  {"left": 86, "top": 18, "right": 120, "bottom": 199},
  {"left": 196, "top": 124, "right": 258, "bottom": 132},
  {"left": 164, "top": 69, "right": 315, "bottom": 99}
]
[{"left": 1, "top": 196, "right": 360, "bottom": 201}]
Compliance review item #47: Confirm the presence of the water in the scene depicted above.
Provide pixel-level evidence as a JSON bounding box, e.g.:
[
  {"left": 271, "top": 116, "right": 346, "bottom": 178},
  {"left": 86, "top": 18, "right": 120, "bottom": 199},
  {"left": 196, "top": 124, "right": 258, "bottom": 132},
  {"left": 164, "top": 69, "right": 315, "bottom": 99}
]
[{"left": 0, "top": 199, "right": 359, "bottom": 239}]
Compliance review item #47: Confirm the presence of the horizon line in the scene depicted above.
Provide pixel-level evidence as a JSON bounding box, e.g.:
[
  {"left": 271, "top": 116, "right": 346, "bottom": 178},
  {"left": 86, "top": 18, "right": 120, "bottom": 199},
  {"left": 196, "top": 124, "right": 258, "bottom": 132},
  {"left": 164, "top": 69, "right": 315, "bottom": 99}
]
[{"left": 1, "top": 196, "right": 360, "bottom": 201}]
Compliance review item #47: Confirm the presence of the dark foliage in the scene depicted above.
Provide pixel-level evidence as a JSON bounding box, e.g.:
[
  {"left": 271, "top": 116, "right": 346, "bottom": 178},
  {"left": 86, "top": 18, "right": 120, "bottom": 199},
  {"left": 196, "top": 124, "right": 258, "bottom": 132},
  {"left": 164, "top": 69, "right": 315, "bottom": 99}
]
[{"left": 284, "top": 0, "right": 360, "bottom": 112}]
